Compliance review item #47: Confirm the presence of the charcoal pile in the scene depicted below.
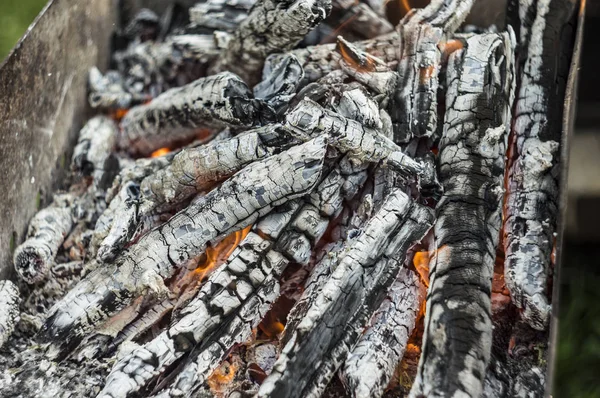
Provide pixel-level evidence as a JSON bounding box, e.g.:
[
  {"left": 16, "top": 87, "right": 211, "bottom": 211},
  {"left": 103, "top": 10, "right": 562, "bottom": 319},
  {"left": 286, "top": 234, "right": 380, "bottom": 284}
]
[{"left": 0, "top": 0, "right": 578, "bottom": 397}]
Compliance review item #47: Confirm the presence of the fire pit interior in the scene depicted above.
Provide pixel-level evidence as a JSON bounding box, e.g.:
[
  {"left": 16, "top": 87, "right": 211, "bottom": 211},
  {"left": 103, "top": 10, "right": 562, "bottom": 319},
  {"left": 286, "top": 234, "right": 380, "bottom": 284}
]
[{"left": 0, "top": 0, "right": 583, "bottom": 397}]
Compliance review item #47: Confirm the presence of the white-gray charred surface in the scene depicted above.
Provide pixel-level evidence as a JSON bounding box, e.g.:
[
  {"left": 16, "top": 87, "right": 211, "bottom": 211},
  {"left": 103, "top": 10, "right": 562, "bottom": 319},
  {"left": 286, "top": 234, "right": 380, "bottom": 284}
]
[
  {"left": 258, "top": 189, "right": 434, "bottom": 398},
  {"left": 189, "top": 0, "right": 256, "bottom": 32},
  {"left": 336, "top": 36, "right": 398, "bottom": 96},
  {"left": 98, "top": 157, "right": 367, "bottom": 397},
  {"left": 39, "top": 139, "right": 327, "bottom": 355},
  {"left": 504, "top": 0, "right": 576, "bottom": 330},
  {"left": 210, "top": 0, "right": 332, "bottom": 84},
  {"left": 254, "top": 54, "right": 304, "bottom": 113},
  {"left": 88, "top": 67, "right": 152, "bottom": 110},
  {"left": 341, "top": 268, "right": 424, "bottom": 398},
  {"left": 285, "top": 98, "right": 438, "bottom": 190},
  {"left": 393, "top": 0, "right": 474, "bottom": 142},
  {"left": 270, "top": 32, "right": 399, "bottom": 86},
  {"left": 13, "top": 195, "right": 74, "bottom": 284},
  {"left": 410, "top": 32, "right": 516, "bottom": 398},
  {"left": 119, "top": 72, "right": 274, "bottom": 156},
  {"left": 71, "top": 116, "right": 119, "bottom": 193},
  {"left": 0, "top": 280, "right": 20, "bottom": 348}
]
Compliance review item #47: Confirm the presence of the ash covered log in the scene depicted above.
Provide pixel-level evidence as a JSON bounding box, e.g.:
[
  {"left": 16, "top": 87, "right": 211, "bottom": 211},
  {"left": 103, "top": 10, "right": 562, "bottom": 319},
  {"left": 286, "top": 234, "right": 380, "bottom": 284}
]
[
  {"left": 503, "top": 0, "right": 576, "bottom": 330},
  {"left": 188, "top": 0, "right": 256, "bottom": 32},
  {"left": 98, "top": 157, "right": 367, "bottom": 397},
  {"left": 254, "top": 54, "right": 304, "bottom": 114},
  {"left": 269, "top": 31, "right": 399, "bottom": 86},
  {"left": 119, "top": 72, "right": 274, "bottom": 156},
  {"left": 88, "top": 67, "right": 152, "bottom": 110},
  {"left": 410, "top": 31, "right": 516, "bottom": 398},
  {"left": 0, "top": 280, "right": 20, "bottom": 348},
  {"left": 336, "top": 36, "right": 398, "bottom": 96},
  {"left": 13, "top": 194, "right": 75, "bottom": 284},
  {"left": 285, "top": 98, "right": 438, "bottom": 190},
  {"left": 96, "top": 124, "right": 309, "bottom": 261},
  {"left": 210, "top": 0, "right": 332, "bottom": 84},
  {"left": 393, "top": 0, "right": 474, "bottom": 141},
  {"left": 258, "top": 189, "right": 433, "bottom": 398},
  {"left": 39, "top": 138, "right": 327, "bottom": 354},
  {"left": 71, "top": 116, "right": 119, "bottom": 193},
  {"left": 341, "top": 268, "right": 425, "bottom": 398}
]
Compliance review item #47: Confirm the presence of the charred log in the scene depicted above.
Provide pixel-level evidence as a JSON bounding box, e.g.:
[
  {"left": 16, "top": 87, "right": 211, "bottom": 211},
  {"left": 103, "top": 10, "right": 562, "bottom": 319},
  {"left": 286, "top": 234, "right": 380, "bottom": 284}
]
[
  {"left": 0, "top": 281, "right": 20, "bottom": 348},
  {"left": 410, "top": 31, "right": 516, "bottom": 398},
  {"left": 258, "top": 189, "right": 434, "bottom": 398},
  {"left": 119, "top": 72, "right": 274, "bottom": 156},
  {"left": 393, "top": 0, "right": 474, "bottom": 141},
  {"left": 210, "top": 0, "right": 331, "bottom": 84},
  {"left": 503, "top": 0, "right": 576, "bottom": 330},
  {"left": 13, "top": 194, "right": 75, "bottom": 284},
  {"left": 341, "top": 268, "right": 425, "bottom": 398},
  {"left": 39, "top": 138, "right": 327, "bottom": 355}
]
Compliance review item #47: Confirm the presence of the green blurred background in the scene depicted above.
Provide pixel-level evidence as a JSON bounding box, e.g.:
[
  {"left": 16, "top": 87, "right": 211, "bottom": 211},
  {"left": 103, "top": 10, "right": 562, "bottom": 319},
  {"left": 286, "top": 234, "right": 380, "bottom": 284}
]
[{"left": 0, "top": 1, "right": 598, "bottom": 397}]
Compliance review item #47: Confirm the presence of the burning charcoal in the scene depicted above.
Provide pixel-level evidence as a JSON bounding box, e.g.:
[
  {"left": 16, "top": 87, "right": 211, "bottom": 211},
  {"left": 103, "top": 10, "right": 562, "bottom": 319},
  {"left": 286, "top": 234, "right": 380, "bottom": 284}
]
[
  {"left": 410, "top": 31, "right": 516, "bottom": 398},
  {"left": 285, "top": 98, "right": 438, "bottom": 190},
  {"left": 254, "top": 54, "right": 304, "bottom": 114},
  {"left": 503, "top": 0, "right": 576, "bottom": 330},
  {"left": 88, "top": 67, "right": 151, "bottom": 110},
  {"left": 336, "top": 36, "right": 398, "bottom": 96},
  {"left": 273, "top": 31, "right": 399, "bottom": 86},
  {"left": 393, "top": 0, "right": 474, "bottom": 141},
  {"left": 341, "top": 268, "right": 425, "bottom": 398},
  {"left": 0, "top": 280, "right": 20, "bottom": 348},
  {"left": 40, "top": 138, "right": 327, "bottom": 355},
  {"left": 96, "top": 125, "right": 307, "bottom": 260},
  {"left": 119, "top": 72, "right": 275, "bottom": 156},
  {"left": 258, "top": 189, "right": 433, "bottom": 398},
  {"left": 210, "top": 0, "right": 333, "bottom": 84},
  {"left": 71, "top": 116, "right": 119, "bottom": 193},
  {"left": 98, "top": 155, "right": 367, "bottom": 397},
  {"left": 189, "top": 0, "right": 256, "bottom": 32},
  {"left": 13, "top": 194, "right": 75, "bottom": 284},
  {"left": 124, "top": 8, "right": 160, "bottom": 41}
]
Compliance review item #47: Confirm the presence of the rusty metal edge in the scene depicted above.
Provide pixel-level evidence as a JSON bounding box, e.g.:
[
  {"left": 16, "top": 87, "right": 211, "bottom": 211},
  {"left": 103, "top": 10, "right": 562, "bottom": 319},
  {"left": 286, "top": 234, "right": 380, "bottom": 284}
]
[{"left": 546, "top": 0, "right": 586, "bottom": 395}]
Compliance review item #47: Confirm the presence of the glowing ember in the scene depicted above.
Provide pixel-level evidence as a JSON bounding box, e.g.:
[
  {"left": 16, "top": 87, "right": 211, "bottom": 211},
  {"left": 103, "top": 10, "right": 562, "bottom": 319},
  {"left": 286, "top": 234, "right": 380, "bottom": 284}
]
[
  {"left": 412, "top": 251, "right": 430, "bottom": 287},
  {"left": 337, "top": 39, "right": 377, "bottom": 72},
  {"left": 174, "top": 225, "right": 252, "bottom": 294},
  {"left": 110, "top": 108, "right": 129, "bottom": 121},
  {"left": 150, "top": 147, "right": 171, "bottom": 158},
  {"left": 207, "top": 358, "right": 239, "bottom": 395}
]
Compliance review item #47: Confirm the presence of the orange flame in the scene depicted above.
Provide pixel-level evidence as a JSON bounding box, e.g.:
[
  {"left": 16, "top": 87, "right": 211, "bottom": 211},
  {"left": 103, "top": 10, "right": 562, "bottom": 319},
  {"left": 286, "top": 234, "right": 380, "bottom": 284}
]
[
  {"left": 151, "top": 147, "right": 171, "bottom": 158},
  {"left": 110, "top": 108, "right": 129, "bottom": 121},
  {"left": 413, "top": 251, "right": 431, "bottom": 287},
  {"left": 175, "top": 226, "right": 252, "bottom": 293},
  {"left": 207, "top": 359, "right": 239, "bottom": 395}
]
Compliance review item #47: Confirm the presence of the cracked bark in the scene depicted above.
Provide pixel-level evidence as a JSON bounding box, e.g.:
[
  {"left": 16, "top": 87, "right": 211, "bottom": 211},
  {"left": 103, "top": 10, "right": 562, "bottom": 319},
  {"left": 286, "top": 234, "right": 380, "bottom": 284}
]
[
  {"left": 71, "top": 116, "right": 119, "bottom": 193},
  {"left": 285, "top": 98, "right": 438, "bottom": 190},
  {"left": 0, "top": 280, "right": 20, "bottom": 348},
  {"left": 268, "top": 31, "right": 399, "bottom": 86},
  {"left": 39, "top": 138, "right": 327, "bottom": 355},
  {"left": 188, "top": 0, "right": 256, "bottom": 32},
  {"left": 13, "top": 194, "right": 75, "bottom": 284},
  {"left": 257, "top": 189, "right": 434, "bottom": 398},
  {"left": 393, "top": 0, "right": 474, "bottom": 141},
  {"left": 410, "top": 31, "right": 516, "bottom": 398},
  {"left": 341, "top": 268, "right": 425, "bottom": 398},
  {"left": 210, "top": 0, "right": 332, "bottom": 84},
  {"left": 97, "top": 157, "right": 366, "bottom": 397},
  {"left": 119, "top": 72, "right": 275, "bottom": 156},
  {"left": 503, "top": 0, "right": 576, "bottom": 330}
]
